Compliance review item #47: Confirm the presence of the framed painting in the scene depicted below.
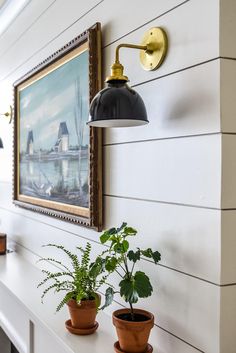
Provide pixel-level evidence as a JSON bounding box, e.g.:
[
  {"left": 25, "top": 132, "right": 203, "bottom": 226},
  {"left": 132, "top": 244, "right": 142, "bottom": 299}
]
[{"left": 13, "top": 23, "right": 103, "bottom": 230}]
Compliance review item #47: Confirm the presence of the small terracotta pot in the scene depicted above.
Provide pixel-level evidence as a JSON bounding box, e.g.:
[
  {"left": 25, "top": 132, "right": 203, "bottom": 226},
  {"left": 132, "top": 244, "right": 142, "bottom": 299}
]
[
  {"left": 112, "top": 308, "right": 154, "bottom": 353},
  {"left": 0, "top": 233, "right": 6, "bottom": 255},
  {"left": 67, "top": 298, "right": 98, "bottom": 329}
]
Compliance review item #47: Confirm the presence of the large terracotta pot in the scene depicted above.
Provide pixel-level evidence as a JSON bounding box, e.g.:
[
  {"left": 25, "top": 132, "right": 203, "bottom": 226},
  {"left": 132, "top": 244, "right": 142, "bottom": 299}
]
[
  {"left": 67, "top": 298, "right": 97, "bottom": 329},
  {"left": 112, "top": 308, "right": 154, "bottom": 353}
]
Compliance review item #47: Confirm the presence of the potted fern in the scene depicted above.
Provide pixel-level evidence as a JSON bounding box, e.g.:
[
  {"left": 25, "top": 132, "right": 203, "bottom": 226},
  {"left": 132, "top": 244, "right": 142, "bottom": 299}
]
[
  {"left": 100, "top": 223, "right": 161, "bottom": 353},
  {"left": 37, "top": 242, "right": 110, "bottom": 335}
]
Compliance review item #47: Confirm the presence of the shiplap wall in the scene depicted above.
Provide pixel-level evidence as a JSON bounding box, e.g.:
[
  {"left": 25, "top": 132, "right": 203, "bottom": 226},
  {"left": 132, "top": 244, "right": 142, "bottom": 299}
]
[{"left": 0, "top": 0, "right": 235, "bottom": 352}]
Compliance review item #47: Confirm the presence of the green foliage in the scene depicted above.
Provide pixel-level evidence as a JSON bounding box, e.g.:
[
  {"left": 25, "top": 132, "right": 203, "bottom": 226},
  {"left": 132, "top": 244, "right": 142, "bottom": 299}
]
[
  {"left": 37, "top": 242, "right": 109, "bottom": 312},
  {"left": 99, "top": 223, "right": 161, "bottom": 318},
  {"left": 101, "top": 287, "right": 115, "bottom": 310}
]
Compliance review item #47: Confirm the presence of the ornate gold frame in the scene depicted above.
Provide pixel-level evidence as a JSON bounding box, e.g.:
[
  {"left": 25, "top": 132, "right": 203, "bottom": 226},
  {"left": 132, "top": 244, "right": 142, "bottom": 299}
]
[{"left": 13, "top": 23, "right": 103, "bottom": 230}]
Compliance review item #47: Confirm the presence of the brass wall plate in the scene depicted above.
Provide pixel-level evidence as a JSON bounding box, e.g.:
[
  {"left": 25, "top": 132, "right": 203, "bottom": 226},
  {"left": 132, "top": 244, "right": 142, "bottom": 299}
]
[{"left": 140, "top": 27, "right": 168, "bottom": 71}]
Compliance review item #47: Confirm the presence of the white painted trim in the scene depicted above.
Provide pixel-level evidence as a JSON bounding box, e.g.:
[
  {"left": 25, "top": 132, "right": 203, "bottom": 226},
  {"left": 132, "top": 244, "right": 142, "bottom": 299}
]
[{"left": 0, "top": 311, "right": 27, "bottom": 353}]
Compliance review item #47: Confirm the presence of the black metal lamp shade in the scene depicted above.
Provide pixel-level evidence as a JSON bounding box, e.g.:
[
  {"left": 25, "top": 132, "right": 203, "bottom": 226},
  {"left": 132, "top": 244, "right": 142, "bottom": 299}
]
[
  {"left": 88, "top": 82, "right": 149, "bottom": 128},
  {"left": 0, "top": 137, "right": 3, "bottom": 148}
]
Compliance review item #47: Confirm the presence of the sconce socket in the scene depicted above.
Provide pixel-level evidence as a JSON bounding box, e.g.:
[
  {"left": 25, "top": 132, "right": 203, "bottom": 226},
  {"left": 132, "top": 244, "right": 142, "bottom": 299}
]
[{"left": 106, "top": 62, "right": 129, "bottom": 83}]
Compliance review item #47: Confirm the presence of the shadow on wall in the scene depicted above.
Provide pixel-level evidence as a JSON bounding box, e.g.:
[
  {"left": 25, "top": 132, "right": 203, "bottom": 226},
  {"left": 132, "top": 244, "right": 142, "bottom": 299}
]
[{"left": 165, "top": 91, "right": 214, "bottom": 123}]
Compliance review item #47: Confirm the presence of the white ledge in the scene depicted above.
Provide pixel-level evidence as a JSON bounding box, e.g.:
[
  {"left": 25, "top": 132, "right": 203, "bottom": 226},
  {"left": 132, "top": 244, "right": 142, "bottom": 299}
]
[{"left": 0, "top": 252, "right": 117, "bottom": 353}]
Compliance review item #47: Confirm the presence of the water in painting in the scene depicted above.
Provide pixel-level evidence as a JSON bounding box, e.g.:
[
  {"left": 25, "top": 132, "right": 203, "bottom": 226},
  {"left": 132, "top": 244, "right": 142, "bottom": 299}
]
[{"left": 19, "top": 50, "right": 89, "bottom": 208}]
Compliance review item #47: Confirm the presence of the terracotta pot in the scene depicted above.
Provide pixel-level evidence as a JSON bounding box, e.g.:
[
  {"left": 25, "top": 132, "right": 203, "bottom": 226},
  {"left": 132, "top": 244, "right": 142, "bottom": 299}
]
[
  {"left": 112, "top": 308, "right": 154, "bottom": 353},
  {"left": 67, "top": 298, "right": 98, "bottom": 329}
]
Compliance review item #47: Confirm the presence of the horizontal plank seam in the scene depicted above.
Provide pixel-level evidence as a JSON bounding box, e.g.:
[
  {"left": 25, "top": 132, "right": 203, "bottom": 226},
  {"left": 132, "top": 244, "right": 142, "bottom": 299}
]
[
  {"left": 0, "top": 0, "right": 104, "bottom": 82},
  {"left": 221, "top": 208, "right": 236, "bottom": 211},
  {"left": 103, "top": 132, "right": 221, "bottom": 147},
  {"left": 131, "top": 57, "right": 220, "bottom": 88},
  {"left": 0, "top": 0, "right": 57, "bottom": 60},
  {"left": 0, "top": 0, "right": 32, "bottom": 40},
  {"left": 12, "top": 240, "right": 41, "bottom": 261},
  {"left": 0, "top": 206, "right": 103, "bottom": 246},
  {"left": 220, "top": 282, "right": 236, "bottom": 287},
  {"left": 0, "top": 0, "right": 189, "bottom": 61},
  {"left": 104, "top": 194, "right": 221, "bottom": 211},
  {"left": 0, "top": 205, "right": 231, "bottom": 286},
  {"left": 0, "top": 0, "right": 209, "bottom": 83},
  {"left": 155, "top": 324, "right": 205, "bottom": 353},
  {"left": 8, "top": 242, "right": 206, "bottom": 353},
  {"left": 2, "top": 184, "right": 236, "bottom": 212},
  {"left": 220, "top": 56, "right": 236, "bottom": 61},
  {"left": 155, "top": 262, "right": 236, "bottom": 287},
  {"left": 105, "top": 296, "right": 205, "bottom": 353},
  {"left": 221, "top": 132, "right": 236, "bottom": 136},
  {"left": 102, "top": 0, "right": 191, "bottom": 48},
  {"left": 0, "top": 0, "right": 189, "bottom": 77},
  {"left": 1, "top": 182, "right": 236, "bottom": 211}
]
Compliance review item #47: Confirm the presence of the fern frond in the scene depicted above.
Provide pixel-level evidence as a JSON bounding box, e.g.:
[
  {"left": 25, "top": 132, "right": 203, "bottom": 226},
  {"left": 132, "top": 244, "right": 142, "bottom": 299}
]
[
  {"left": 37, "top": 257, "right": 72, "bottom": 273},
  {"left": 54, "top": 280, "right": 75, "bottom": 292},
  {"left": 81, "top": 242, "right": 91, "bottom": 270},
  {"left": 43, "top": 244, "right": 80, "bottom": 272},
  {"left": 37, "top": 271, "right": 74, "bottom": 288},
  {"left": 42, "top": 270, "right": 74, "bottom": 279},
  {"left": 56, "top": 292, "right": 75, "bottom": 312},
  {"left": 41, "top": 282, "right": 60, "bottom": 302},
  {"left": 38, "top": 242, "right": 111, "bottom": 312}
]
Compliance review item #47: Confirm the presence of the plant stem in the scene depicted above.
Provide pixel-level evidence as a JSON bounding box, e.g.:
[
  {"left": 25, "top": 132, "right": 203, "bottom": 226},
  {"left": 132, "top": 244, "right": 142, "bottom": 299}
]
[
  {"left": 115, "top": 269, "right": 123, "bottom": 278},
  {"left": 129, "top": 302, "right": 135, "bottom": 321},
  {"left": 118, "top": 263, "right": 127, "bottom": 273},
  {"left": 123, "top": 254, "right": 129, "bottom": 274},
  {"left": 122, "top": 254, "right": 135, "bottom": 320},
  {"left": 130, "top": 261, "right": 135, "bottom": 276}
]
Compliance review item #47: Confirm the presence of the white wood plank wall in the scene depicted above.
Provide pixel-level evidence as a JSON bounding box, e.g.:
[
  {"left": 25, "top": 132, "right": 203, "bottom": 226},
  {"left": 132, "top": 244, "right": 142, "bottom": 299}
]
[{"left": 0, "top": 0, "right": 235, "bottom": 352}]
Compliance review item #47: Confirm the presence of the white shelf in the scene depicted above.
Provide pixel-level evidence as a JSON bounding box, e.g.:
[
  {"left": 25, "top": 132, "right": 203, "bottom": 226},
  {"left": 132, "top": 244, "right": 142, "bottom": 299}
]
[{"left": 0, "top": 252, "right": 117, "bottom": 353}]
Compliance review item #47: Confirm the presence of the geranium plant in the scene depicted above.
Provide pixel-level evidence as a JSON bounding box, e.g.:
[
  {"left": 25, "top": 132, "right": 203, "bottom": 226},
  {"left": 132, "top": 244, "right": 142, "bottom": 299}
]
[{"left": 100, "top": 222, "right": 161, "bottom": 320}]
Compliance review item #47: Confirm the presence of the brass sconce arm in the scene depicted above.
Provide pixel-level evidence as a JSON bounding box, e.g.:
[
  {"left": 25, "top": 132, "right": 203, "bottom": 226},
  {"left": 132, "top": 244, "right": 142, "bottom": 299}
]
[
  {"left": 106, "top": 43, "right": 148, "bottom": 82},
  {"left": 115, "top": 43, "right": 148, "bottom": 64},
  {"left": 106, "top": 27, "right": 168, "bottom": 83}
]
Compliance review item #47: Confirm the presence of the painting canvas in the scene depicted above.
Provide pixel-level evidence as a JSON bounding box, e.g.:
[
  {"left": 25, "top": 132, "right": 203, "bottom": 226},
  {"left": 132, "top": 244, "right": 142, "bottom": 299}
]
[
  {"left": 19, "top": 49, "right": 89, "bottom": 208},
  {"left": 13, "top": 24, "right": 102, "bottom": 230}
]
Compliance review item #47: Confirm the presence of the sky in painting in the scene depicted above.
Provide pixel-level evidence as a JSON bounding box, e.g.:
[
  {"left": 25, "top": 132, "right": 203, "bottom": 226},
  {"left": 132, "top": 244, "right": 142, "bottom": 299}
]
[{"left": 19, "top": 50, "right": 89, "bottom": 153}]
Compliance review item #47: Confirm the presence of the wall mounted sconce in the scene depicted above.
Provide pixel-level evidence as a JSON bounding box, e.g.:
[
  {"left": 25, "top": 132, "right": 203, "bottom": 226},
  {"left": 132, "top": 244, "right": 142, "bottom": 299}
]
[
  {"left": 0, "top": 105, "right": 13, "bottom": 148},
  {"left": 0, "top": 105, "right": 13, "bottom": 124},
  {"left": 88, "top": 27, "right": 168, "bottom": 128}
]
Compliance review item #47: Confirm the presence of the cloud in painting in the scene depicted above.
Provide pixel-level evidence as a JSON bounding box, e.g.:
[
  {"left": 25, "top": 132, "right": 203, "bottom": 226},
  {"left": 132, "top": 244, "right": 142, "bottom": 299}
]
[{"left": 19, "top": 50, "right": 89, "bottom": 153}]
